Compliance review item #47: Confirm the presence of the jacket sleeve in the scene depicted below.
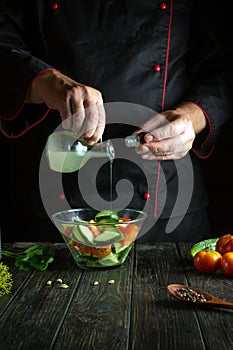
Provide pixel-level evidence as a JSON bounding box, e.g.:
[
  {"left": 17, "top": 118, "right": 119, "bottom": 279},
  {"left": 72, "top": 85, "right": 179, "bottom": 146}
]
[
  {"left": 184, "top": 3, "right": 233, "bottom": 158},
  {"left": 0, "top": 2, "right": 53, "bottom": 137}
]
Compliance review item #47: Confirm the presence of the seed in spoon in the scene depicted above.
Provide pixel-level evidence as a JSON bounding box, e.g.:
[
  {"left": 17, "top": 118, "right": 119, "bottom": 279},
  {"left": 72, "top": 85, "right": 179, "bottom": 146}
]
[{"left": 175, "top": 287, "right": 207, "bottom": 303}]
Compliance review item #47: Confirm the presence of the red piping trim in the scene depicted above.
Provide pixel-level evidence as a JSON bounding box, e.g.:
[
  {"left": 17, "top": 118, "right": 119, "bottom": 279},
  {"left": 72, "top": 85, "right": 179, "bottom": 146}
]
[
  {"left": 192, "top": 144, "right": 215, "bottom": 159},
  {"left": 0, "top": 108, "right": 51, "bottom": 138},
  {"left": 154, "top": 1, "right": 172, "bottom": 217},
  {"left": 0, "top": 68, "right": 56, "bottom": 122},
  {"left": 161, "top": 0, "right": 172, "bottom": 111},
  {"left": 154, "top": 160, "right": 161, "bottom": 217},
  {"left": 190, "top": 101, "right": 214, "bottom": 159},
  {"left": 190, "top": 101, "right": 213, "bottom": 148}
]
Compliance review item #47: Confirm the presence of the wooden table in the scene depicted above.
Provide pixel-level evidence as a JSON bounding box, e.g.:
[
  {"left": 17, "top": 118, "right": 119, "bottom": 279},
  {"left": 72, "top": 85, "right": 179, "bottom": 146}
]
[{"left": 0, "top": 242, "right": 232, "bottom": 350}]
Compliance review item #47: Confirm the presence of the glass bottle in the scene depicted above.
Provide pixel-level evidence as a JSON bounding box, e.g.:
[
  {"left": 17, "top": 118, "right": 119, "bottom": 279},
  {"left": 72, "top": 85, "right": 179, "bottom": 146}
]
[
  {"left": 125, "top": 132, "right": 146, "bottom": 147},
  {"left": 46, "top": 130, "right": 115, "bottom": 173}
]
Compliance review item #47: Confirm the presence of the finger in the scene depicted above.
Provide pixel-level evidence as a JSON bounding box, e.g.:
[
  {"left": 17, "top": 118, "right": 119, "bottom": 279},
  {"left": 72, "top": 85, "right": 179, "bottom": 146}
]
[
  {"left": 145, "top": 136, "right": 184, "bottom": 155},
  {"left": 138, "top": 113, "right": 169, "bottom": 133},
  {"left": 87, "top": 122, "right": 105, "bottom": 144},
  {"left": 135, "top": 144, "right": 150, "bottom": 155},
  {"left": 80, "top": 104, "right": 106, "bottom": 144},
  {"left": 81, "top": 105, "right": 100, "bottom": 138},
  {"left": 62, "top": 116, "right": 72, "bottom": 129},
  {"left": 61, "top": 98, "right": 73, "bottom": 129},
  {"left": 135, "top": 140, "right": 191, "bottom": 160},
  {"left": 85, "top": 125, "right": 105, "bottom": 144},
  {"left": 146, "top": 138, "right": 192, "bottom": 157},
  {"left": 142, "top": 130, "right": 194, "bottom": 159},
  {"left": 97, "top": 104, "right": 106, "bottom": 125},
  {"left": 151, "top": 119, "right": 192, "bottom": 141},
  {"left": 141, "top": 149, "right": 188, "bottom": 160},
  {"left": 71, "top": 108, "right": 85, "bottom": 136}
]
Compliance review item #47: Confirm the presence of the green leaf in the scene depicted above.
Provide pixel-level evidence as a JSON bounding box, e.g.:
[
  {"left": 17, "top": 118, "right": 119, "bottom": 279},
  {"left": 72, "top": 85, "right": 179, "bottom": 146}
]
[{"left": 2, "top": 244, "right": 54, "bottom": 271}]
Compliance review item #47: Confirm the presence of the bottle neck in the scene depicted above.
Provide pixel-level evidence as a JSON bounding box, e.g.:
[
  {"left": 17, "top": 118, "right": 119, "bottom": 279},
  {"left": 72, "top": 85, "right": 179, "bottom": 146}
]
[
  {"left": 125, "top": 132, "right": 146, "bottom": 147},
  {"left": 125, "top": 135, "right": 140, "bottom": 147}
]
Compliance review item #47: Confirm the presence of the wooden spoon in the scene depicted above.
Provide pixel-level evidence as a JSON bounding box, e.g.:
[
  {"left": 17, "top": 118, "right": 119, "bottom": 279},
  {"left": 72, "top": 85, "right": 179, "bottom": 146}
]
[{"left": 167, "top": 284, "right": 233, "bottom": 310}]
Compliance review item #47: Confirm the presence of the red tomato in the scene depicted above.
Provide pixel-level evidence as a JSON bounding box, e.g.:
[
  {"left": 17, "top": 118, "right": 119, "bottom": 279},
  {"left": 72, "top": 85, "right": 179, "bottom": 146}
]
[
  {"left": 91, "top": 245, "right": 112, "bottom": 258},
  {"left": 119, "top": 224, "right": 138, "bottom": 245},
  {"left": 193, "top": 250, "right": 222, "bottom": 273},
  {"left": 78, "top": 243, "right": 93, "bottom": 256},
  {"left": 118, "top": 217, "right": 131, "bottom": 222},
  {"left": 71, "top": 240, "right": 81, "bottom": 250},
  {"left": 62, "top": 224, "right": 73, "bottom": 238},
  {"left": 224, "top": 239, "right": 233, "bottom": 253},
  {"left": 216, "top": 234, "right": 233, "bottom": 255},
  {"left": 72, "top": 242, "right": 112, "bottom": 258},
  {"left": 220, "top": 252, "right": 233, "bottom": 276}
]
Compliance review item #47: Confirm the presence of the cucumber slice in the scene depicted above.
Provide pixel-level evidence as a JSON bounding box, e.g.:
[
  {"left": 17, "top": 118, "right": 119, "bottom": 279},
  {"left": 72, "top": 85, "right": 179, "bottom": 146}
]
[
  {"left": 187, "top": 238, "right": 218, "bottom": 260},
  {"left": 95, "top": 210, "right": 120, "bottom": 223},
  {"left": 72, "top": 225, "right": 94, "bottom": 245},
  {"left": 72, "top": 225, "right": 86, "bottom": 244},
  {"left": 97, "top": 252, "right": 120, "bottom": 266},
  {"left": 112, "top": 242, "right": 131, "bottom": 254},
  {"left": 94, "top": 227, "right": 124, "bottom": 245}
]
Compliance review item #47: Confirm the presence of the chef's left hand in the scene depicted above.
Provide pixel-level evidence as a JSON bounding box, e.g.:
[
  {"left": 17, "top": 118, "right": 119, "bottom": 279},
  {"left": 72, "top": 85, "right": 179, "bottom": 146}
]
[{"left": 134, "top": 102, "right": 207, "bottom": 160}]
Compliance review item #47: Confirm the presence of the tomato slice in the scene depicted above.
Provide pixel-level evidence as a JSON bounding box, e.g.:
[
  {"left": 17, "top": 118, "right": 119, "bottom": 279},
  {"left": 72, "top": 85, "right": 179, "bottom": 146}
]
[
  {"left": 119, "top": 224, "right": 138, "bottom": 245},
  {"left": 118, "top": 217, "right": 131, "bottom": 222}
]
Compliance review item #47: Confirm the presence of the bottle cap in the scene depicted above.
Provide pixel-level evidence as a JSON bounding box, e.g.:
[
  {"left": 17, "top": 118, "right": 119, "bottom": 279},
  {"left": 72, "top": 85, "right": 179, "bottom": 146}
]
[{"left": 125, "top": 135, "right": 140, "bottom": 147}]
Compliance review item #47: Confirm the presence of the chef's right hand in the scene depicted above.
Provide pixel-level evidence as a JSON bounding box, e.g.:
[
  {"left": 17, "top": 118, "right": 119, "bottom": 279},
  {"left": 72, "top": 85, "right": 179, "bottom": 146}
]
[{"left": 26, "top": 69, "right": 105, "bottom": 144}]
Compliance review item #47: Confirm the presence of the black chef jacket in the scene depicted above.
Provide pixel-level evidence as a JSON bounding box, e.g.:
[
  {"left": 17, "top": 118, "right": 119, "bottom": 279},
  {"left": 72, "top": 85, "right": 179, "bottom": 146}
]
[{"left": 0, "top": 1, "right": 232, "bottom": 241}]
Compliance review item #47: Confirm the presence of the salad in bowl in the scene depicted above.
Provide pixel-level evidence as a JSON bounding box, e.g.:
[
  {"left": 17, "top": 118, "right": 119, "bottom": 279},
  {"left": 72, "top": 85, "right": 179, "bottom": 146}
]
[{"left": 52, "top": 208, "right": 147, "bottom": 269}]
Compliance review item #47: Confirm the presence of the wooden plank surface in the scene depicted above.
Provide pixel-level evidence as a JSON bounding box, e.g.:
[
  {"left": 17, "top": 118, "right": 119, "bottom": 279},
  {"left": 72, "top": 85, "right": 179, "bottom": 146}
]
[
  {"left": 129, "top": 243, "right": 205, "bottom": 350},
  {"left": 52, "top": 248, "right": 135, "bottom": 350},
  {"left": 0, "top": 242, "right": 232, "bottom": 350},
  {"left": 0, "top": 243, "right": 83, "bottom": 349}
]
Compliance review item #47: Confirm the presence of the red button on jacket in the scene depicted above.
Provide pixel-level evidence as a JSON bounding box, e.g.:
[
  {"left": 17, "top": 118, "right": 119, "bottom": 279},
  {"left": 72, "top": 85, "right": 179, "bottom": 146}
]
[
  {"left": 143, "top": 192, "right": 150, "bottom": 200},
  {"left": 153, "top": 65, "right": 161, "bottom": 72},
  {"left": 51, "top": 3, "right": 59, "bottom": 10},
  {"left": 160, "top": 3, "right": 167, "bottom": 10}
]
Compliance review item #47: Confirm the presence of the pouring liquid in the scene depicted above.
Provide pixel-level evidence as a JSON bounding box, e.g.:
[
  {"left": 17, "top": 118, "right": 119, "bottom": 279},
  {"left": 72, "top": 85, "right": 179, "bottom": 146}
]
[{"left": 109, "top": 159, "right": 113, "bottom": 209}]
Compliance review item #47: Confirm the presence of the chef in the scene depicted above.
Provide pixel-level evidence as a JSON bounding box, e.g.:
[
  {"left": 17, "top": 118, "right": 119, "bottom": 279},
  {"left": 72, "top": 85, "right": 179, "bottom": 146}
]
[{"left": 0, "top": 1, "right": 232, "bottom": 242}]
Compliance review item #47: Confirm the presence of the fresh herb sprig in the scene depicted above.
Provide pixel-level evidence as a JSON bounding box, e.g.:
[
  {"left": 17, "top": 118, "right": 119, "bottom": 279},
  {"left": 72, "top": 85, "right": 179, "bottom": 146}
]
[
  {"left": 0, "top": 262, "right": 13, "bottom": 296},
  {"left": 2, "top": 244, "right": 54, "bottom": 271}
]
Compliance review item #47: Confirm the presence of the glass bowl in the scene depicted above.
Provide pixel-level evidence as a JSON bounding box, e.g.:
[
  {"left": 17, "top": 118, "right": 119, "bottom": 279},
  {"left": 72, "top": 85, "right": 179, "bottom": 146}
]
[{"left": 51, "top": 208, "right": 147, "bottom": 269}]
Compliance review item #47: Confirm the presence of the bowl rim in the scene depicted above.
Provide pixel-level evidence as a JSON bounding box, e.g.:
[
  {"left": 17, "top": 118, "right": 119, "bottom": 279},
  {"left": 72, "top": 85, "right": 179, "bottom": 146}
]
[{"left": 51, "top": 208, "right": 147, "bottom": 225}]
